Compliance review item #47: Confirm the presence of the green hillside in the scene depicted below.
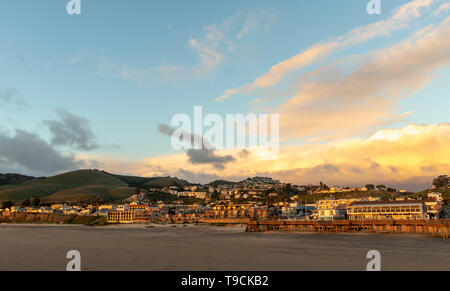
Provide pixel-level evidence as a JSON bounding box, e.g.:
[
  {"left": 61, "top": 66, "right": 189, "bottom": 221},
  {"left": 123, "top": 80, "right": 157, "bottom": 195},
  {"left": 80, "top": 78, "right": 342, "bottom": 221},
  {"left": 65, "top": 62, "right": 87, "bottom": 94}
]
[
  {"left": 141, "top": 176, "right": 189, "bottom": 188},
  {"left": 0, "top": 174, "right": 36, "bottom": 185},
  {"left": 25, "top": 169, "right": 126, "bottom": 189},
  {"left": 106, "top": 173, "right": 150, "bottom": 187},
  {"left": 0, "top": 186, "right": 50, "bottom": 202},
  {"left": 43, "top": 185, "right": 136, "bottom": 203},
  {"left": 409, "top": 187, "right": 450, "bottom": 203},
  {"left": 0, "top": 169, "right": 191, "bottom": 203},
  {"left": 107, "top": 172, "right": 189, "bottom": 188},
  {"left": 0, "top": 170, "right": 129, "bottom": 202}
]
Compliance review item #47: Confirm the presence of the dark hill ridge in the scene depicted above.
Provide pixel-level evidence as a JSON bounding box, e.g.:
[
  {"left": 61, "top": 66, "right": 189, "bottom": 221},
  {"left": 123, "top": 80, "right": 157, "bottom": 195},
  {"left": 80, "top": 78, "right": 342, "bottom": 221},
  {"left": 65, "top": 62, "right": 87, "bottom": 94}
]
[
  {"left": 0, "top": 174, "right": 37, "bottom": 185},
  {"left": 0, "top": 169, "right": 191, "bottom": 203},
  {"left": 0, "top": 170, "right": 134, "bottom": 203},
  {"left": 104, "top": 171, "right": 190, "bottom": 188},
  {"left": 207, "top": 180, "right": 238, "bottom": 187}
]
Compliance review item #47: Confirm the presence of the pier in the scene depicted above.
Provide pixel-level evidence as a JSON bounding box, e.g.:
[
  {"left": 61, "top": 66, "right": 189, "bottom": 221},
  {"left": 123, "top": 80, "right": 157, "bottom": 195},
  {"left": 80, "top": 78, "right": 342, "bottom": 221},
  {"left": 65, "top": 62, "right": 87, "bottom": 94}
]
[
  {"left": 198, "top": 218, "right": 251, "bottom": 224},
  {"left": 245, "top": 219, "right": 450, "bottom": 238}
]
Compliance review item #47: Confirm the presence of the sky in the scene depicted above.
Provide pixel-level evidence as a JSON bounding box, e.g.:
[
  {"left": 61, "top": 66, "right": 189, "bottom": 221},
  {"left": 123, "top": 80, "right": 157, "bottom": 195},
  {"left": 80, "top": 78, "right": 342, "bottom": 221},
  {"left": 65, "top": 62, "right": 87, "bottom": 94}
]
[{"left": 0, "top": 0, "right": 449, "bottom": 191}]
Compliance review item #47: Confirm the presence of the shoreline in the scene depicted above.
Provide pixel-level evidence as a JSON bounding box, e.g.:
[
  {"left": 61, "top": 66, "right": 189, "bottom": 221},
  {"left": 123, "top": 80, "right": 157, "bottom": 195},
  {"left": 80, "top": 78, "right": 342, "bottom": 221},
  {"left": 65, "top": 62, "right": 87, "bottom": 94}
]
[
  {"left": 0, "top": 222, "right": 433, "bottom": 239},
  {"left": 0, "top": 223, "right": 448, "bottom": 270}
]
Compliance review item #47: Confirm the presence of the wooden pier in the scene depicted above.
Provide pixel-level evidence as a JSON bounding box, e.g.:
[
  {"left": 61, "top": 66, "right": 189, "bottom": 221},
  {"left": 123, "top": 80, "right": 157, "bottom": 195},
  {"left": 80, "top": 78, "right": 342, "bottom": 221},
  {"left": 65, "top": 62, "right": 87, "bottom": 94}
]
[
  {"left": 245, "top": 219, "right": 450, "bottom": 238},
  {"left": 198, "top": 218, "right": 251, "bottom": 224}
]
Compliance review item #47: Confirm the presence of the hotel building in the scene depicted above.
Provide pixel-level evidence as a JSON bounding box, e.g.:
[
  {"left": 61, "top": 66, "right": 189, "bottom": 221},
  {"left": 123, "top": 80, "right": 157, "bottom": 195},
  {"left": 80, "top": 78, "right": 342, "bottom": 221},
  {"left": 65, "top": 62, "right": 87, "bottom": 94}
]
[
  {"left": 347, "top": 200, "right": 426, "bottom": 220},
  {"left": 107, "top": 210, "right": 134, "bottom": 223}
]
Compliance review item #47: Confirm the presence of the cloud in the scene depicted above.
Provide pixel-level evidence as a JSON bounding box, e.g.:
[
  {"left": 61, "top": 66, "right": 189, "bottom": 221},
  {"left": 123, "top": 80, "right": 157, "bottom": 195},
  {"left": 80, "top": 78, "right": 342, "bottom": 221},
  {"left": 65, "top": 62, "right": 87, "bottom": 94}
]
[
  {"left": 433, "top": 1, "right": 450, "bottom": 15},
  {"left": 185, "top": 148, "right": 235, "bottom": 170},
  {"left": 275, "top": 16, "right": 450, "bottom": 141},
  {"left": 68, "top": 52, "right": 86, "bottom": 64},
  {"left": 184, "top": 10, "right": 274, "bottom": 76},
  {"left": 43, "top": 108, "right": 99, "bottom": 151},
  {"left": 0, "top": 86, "right": 27, "bottom": 109},
  {"left": 0, "top": 130, "right": 80, "bottom": 175},
  {"left": 157, "top": 19, "right": 236, "bottom": 79},
  {"left": 188, "top": 34, "right": 224, "bottom": 76},
  {"left": 99, "top": 9, "right": 273, "bottom": 82},
  {"left": 236, "top": 10, "right": 273, "bottom": 39},
  {"left": 95, "top": 123, "right": 448, "bottom": 191},
  {"left": 217, "top": 0, "right": 438, "bottom": 101},
  {"left": 175, "top": 169, "right": 221, "bottom": 184},
  {"left": 238, "top": 149, "right": 251, "bottom": 158},
  {"left": 157, "top": 124, "right": 236, "bottom": 170}
]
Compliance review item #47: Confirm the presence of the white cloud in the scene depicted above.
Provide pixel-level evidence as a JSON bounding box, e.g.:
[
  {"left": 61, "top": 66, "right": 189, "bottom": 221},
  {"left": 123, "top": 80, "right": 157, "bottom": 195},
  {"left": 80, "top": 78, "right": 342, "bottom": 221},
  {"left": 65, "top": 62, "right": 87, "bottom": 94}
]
[
  {"left": 99, "top": 10, "right": 273, "bottom": 81},
  {"left": 275, "top": 17, "right": 450, "bottom": 141},
  {"left": 68, "top": 52, "right": 86, "bottom": 64},
  {"left": 433, "top": 1, "right": 450, "bottom": 15},
  {"left": 217, "top": 0, "right": 438, "bottom": 101}
]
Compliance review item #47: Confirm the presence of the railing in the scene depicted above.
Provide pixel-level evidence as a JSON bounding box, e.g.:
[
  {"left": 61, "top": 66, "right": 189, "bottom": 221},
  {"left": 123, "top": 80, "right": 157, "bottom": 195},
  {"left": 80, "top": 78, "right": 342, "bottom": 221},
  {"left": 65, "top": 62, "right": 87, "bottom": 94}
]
[{"left": 245, "top": 219, "right": 450, "bottom": 238}]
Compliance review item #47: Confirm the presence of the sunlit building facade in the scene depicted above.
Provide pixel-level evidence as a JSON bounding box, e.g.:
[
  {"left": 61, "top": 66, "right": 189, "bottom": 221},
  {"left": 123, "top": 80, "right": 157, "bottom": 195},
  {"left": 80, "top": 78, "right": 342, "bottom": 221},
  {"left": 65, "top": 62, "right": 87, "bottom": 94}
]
[
  {"left": 107, "top": 210, "right": 134, "bottom": 223},
  {"left": 347, "top": 201, "right": 426, "bottom": 220}
]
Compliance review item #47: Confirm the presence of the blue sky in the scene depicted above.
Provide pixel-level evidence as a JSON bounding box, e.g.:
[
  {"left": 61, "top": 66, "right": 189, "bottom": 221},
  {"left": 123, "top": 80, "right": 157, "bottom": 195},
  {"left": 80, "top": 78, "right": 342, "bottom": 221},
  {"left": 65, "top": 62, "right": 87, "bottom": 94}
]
[{"left": 0, "top": 0, "right": 449, "bottom": 189}]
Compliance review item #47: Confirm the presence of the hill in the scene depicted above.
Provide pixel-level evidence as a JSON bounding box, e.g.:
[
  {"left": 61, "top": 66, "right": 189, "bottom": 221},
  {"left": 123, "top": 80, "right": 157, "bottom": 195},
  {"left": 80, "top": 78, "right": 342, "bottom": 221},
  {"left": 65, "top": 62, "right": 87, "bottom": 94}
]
[
  {"left": 207, "top": 180, "right": 237, "bottom": 187},
  {"left": 42, "top": 185, "right": 136, "bottom": 203},
  {"left": 0, "top": 170, "right": 132, "bottom": 203},
  {"left": 409, "top": 187, "right": 450, "bottom": 203},
  {"left": 0, "top": 174, "right": 37, "bottom": 185},
  {"left": 0, "top": 170, "right": 191, "bottom": 203},
  {"left": 140, "top": 176, "right": 189, "bottom": 188},
  {"left": 106, "top": 172, "right": 189, "bottom": 188},
  {"left": 102, "top": 172, "right": 151, "bottom": 187}
]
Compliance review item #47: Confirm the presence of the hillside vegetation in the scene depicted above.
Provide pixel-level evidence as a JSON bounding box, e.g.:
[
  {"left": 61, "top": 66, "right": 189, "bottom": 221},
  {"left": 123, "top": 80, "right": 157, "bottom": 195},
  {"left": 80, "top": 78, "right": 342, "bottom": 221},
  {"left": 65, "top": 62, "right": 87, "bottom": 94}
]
[
  {"left": 107, "top": 172, "right": 189, "bottom": 188},
  {"left": 0, "top": 174, "right": 37, "bottom": 185},
  {"left": 0, "top": 169, "right": 189, "bottom": 203},
  {"left": 0, "top": 170, "right": 133, "bottom": 202}
]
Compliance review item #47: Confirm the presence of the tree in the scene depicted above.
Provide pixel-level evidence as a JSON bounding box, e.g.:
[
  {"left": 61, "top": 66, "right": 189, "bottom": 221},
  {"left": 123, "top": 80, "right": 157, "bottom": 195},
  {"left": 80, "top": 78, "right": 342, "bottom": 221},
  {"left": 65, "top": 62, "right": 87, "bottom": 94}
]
[
  {"left": 432, "top": 175, "right": 449, "bottom": 188},
  {"left": 0, "top": 200, "right": 12, "bottom": 209},
  {"left": 376, "top": 185, "right": 386, "bottom": 191},
  {"left": 366, "top": 184, "right": 375, "bottom": 191},
  {"left": 387, "top": 188, "right": 397, "bottom": 193}
]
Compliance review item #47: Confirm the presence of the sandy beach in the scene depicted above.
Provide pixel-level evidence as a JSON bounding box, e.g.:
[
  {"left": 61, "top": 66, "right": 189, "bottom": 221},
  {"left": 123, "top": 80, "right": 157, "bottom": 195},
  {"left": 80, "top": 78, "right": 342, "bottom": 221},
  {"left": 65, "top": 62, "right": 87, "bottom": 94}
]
[{"left": 0, "top": 223, "right": 448, "bottom": 271}]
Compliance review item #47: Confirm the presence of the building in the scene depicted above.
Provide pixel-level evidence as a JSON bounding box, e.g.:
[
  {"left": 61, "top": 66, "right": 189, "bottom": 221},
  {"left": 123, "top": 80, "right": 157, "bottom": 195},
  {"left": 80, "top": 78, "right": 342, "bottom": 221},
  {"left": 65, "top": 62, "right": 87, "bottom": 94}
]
[
  {"left": 205, "top": 204, "right": 272, "bottom": 219},
  {"left": 314, "top": 199, "right": 356, "bottom": 220},
  {"left": 297, "top": 205, "right": 315, "bottom": 216},
  {"left": 347, "top": 200, "right": 426, "bottom": 220},
  {"left": 316, "top": 205, "right": 348, "bottom": 220},
  {"left": 177, "top": 191, "right": 208, "bottom": 199},
  {"left": 129, "top": 202, "right": 149, "bottom": 212},
  {"left": 133, "top": 207, "right": 167, "bottom": 223},
  {"left": 281, "top": 206, "right": 297, "bottom": 218},
  {"left": 107, "top": 210, "right": 134, "bottom": 223},
  {"left": 428, "top": 192, "right": 443, "bottom": 202},
  {"left": 247, "top": 206, "right": 272, "bottom": 219},
  {"left": 423, "top": 199, "right": 440, "bottom": 219}
]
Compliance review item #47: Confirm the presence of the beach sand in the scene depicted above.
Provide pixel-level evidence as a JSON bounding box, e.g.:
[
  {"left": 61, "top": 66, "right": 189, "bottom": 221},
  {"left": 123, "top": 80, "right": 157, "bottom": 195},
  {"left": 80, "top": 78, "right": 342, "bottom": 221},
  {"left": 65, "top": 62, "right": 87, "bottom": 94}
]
[{"left": 0, "top": 223, "right": 448, "bottom": 271}]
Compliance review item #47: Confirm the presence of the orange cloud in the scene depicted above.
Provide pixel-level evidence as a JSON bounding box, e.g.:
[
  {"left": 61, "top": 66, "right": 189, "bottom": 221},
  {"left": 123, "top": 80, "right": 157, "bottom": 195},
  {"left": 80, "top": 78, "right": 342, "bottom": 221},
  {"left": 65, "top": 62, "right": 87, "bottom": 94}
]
[
  {"left": 276, "top": 16, "right": 450, "bottom": 141},
  {"left": 78, "top": 123, "right": 450, "bottom": 191}
]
